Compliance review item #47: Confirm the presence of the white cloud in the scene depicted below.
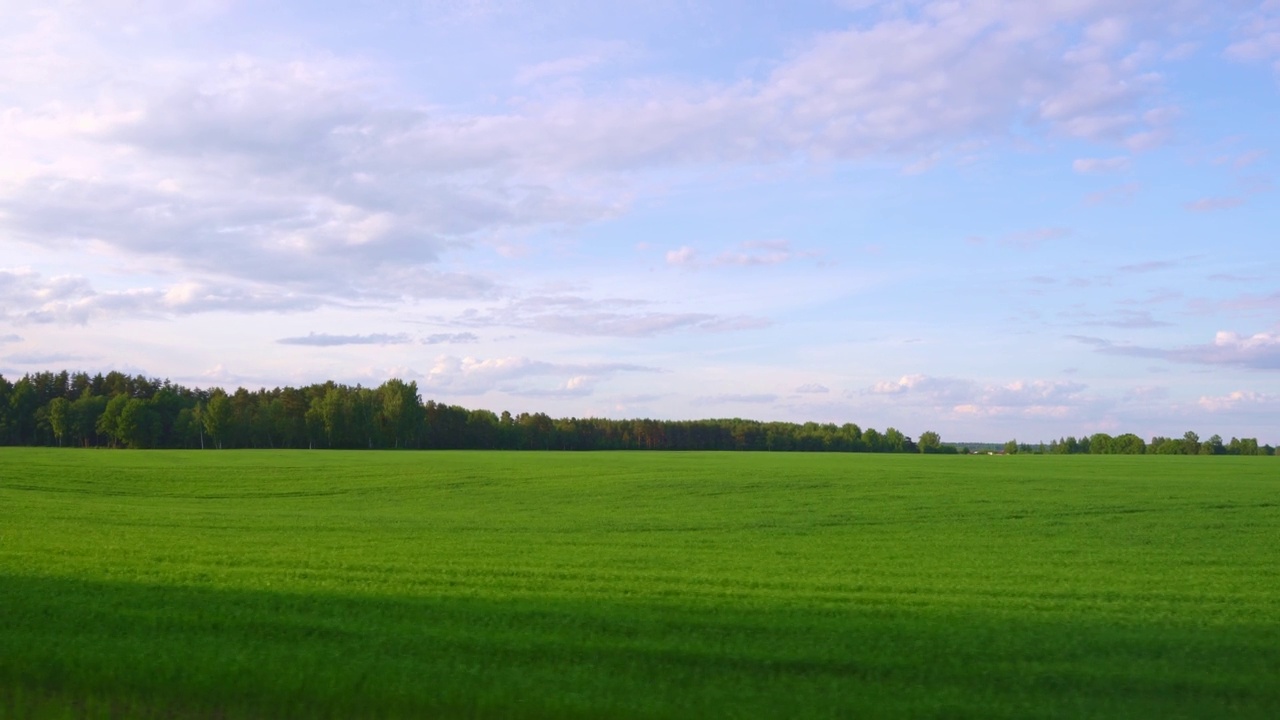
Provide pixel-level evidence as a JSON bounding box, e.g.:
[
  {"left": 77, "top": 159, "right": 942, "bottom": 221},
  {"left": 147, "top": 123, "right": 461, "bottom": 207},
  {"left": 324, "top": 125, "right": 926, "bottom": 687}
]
[
  {"left": 1080, "top": 330, "right": 1280, "bottom": 370},
  {"left": 869, "top": 374, "right": 932, "bottom": 395},
  {"left": 1, "top": 2, "right": 1196, "bottom": 300},
  {"left": 0, "top": 268, "right": 323, "bottom": 324},
  {"left": 422, "top": 354, "right": 658, "bottom": 396},
  {"left": 1192, "top": 389, "right": 1274, "bottom": 412},
  {"left": 795, "top": 383, "right": 829, "bottom": 394},
  {"left": 509, "top": 374, "right": 597, "bottom": 398},
  {"left": 665, "top": 246, "right": 697, "bottom": 265},
  {"left": 1199, "top": 331, "right": 1280, "bottom": 368},
  {"left": 866, "top": 374, "right": 1095, "bottom": 418},
  {"left": 0, "top": 0, "right": 1217, "bottom": 366},
  {"left": 185, "top": 363, "right": 270, "bottom": 389}
]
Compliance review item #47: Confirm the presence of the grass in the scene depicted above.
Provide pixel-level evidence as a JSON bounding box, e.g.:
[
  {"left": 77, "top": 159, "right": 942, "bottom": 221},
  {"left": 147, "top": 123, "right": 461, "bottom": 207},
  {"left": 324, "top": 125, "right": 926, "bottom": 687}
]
[{"left": 1, "top": 449, "right": 1277, "bottom": 718}]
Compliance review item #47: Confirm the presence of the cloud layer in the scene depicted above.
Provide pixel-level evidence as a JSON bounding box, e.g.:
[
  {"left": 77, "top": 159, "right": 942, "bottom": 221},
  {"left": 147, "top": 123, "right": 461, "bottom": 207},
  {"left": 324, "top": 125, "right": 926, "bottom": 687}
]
[
  {"left": 1078, "top": 330, "right": 1280, "bottom": 370},
  {"left": 2, "top": 1, "right": 1201, "bottom": 308}
]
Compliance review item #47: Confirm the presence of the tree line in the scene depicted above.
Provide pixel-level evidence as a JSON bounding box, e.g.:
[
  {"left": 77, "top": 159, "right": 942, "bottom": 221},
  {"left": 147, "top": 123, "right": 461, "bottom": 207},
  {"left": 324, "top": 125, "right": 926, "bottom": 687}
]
[
  {"left": 0, "top": 370, "right": 1271, "bottom": 455},
  {"left": 1002, "top": 430, "right": 1274, "bottom": 456},
  {"left": 0, "top": 370, "right": 957, "bottom": 452}
]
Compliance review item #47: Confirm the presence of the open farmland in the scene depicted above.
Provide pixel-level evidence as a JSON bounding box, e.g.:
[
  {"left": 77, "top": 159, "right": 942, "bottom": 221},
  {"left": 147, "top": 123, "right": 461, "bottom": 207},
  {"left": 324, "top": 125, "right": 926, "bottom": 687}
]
[{"left": 1, "top": 449, "right": 1278, "bottom": 719}]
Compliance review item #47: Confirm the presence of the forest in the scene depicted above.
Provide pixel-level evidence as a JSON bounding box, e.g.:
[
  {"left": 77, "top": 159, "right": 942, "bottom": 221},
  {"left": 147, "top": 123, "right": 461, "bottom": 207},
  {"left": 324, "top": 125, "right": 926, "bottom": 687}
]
[{"left": 0, "top": 370, "right": 1272, "bottom": 455}]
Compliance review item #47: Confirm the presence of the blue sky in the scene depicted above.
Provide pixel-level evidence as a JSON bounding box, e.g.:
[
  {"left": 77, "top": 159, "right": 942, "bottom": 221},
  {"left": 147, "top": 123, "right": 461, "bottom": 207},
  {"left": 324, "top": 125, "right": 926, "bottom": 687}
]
[{"left": 2, "top": 0, "right": 1278, "bottom": 443}]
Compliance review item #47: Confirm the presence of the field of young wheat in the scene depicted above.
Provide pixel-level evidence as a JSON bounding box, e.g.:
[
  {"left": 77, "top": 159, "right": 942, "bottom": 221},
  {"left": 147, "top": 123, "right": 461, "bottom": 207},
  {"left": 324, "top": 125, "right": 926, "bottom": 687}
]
[{"left": 1, "top": 449, "right": 1277, "bottom": 718}]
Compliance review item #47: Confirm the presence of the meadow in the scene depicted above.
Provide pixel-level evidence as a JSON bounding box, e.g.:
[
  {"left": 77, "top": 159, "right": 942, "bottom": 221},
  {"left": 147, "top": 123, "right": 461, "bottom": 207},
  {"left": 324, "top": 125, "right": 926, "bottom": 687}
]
[{"left": 1, "top": 449, "right": 1277, "bottom": 719}]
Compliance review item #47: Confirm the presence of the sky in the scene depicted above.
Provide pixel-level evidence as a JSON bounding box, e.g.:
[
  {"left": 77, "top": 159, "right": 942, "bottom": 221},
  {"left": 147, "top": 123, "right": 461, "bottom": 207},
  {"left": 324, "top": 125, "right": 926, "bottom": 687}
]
[{"left": 1, "top": 0, "right": 1278, "bottom": 443}]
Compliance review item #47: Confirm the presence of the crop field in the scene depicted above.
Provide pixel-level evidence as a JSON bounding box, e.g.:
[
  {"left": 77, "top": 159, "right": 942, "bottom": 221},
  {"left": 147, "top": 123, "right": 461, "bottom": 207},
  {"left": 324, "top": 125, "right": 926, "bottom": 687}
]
[{"left": 1, "top": 449, "right": 1278, "bottom": 719}]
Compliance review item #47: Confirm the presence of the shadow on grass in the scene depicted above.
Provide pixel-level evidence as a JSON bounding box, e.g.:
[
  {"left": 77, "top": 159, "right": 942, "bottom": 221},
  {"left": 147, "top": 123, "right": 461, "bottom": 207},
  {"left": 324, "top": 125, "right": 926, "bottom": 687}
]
[{"left": 1, "top": 573, "right": 1277, "bottom": 719}]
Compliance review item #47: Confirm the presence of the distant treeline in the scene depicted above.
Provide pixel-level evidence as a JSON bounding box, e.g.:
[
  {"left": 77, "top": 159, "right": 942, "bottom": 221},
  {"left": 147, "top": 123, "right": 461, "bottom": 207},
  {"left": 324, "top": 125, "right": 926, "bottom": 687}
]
[
  {"left": 1003, "top": 432, "right": 1274, "bottom": 456},
  {"left": 0, "top": 370, "right": 954, "bottom": 452},
  {"left": 0, "top": 370, "right": 1272, "bottom": 455}
]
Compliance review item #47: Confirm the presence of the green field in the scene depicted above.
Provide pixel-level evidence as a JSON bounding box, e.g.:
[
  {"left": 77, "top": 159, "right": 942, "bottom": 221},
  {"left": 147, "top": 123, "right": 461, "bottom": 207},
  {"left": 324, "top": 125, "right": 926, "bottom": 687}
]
[{"left": 1, "top": 449, "right": 1277, "bottom": 718}]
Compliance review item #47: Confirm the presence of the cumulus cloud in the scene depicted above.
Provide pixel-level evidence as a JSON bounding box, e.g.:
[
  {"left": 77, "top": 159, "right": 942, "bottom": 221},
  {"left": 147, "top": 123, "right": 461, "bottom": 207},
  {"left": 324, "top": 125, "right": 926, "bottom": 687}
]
[
  {"left": 0, "top": 269, "right": 111, "bottom": 324},
  {"left": 0, "top": 172, "right": 503, "bottom": 302},
  {"left": 665, "top": 246, "right": 697, "bottom": 266},
  {"left": 868, "top": 374, "right": 969, "bottom": 398},
  {"left": 971, "top": 380, "right": 1089, "bottom": 412},
  {"left": 1075, "top": 330, "right": 1280, "bottom": 370},
  {"left": 0, "top": 268, "right": 323, "bottom": 324},
  {"left": 181, "top": 363, "right": 275, "bottom": 389},
  {"left": 0, "top": 43, "right": 575, "bottom": 309},
  {"left": 865, "top": 374, "right": 1094, "bottom": 418},
  {"left": 795, "top": 383, "right": 830, "bottom": 394},
  {"left": 1188, "top": 331, "right": 1280, "bottom": 369},
  {"left": 870, "top": 374, "right": 924, "bottom": 395},
  {"left": 1198, "top": 390, "right": 1278, "bottom": 412},
  {"left": 508, "top": 375, "right": 596, "bottom": 398},
  {"left": 422, "top": 354, "right": 658, "bottom": 396},
  {"left": 277, "top": 332, "right": 412, "bottom": 347}
]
